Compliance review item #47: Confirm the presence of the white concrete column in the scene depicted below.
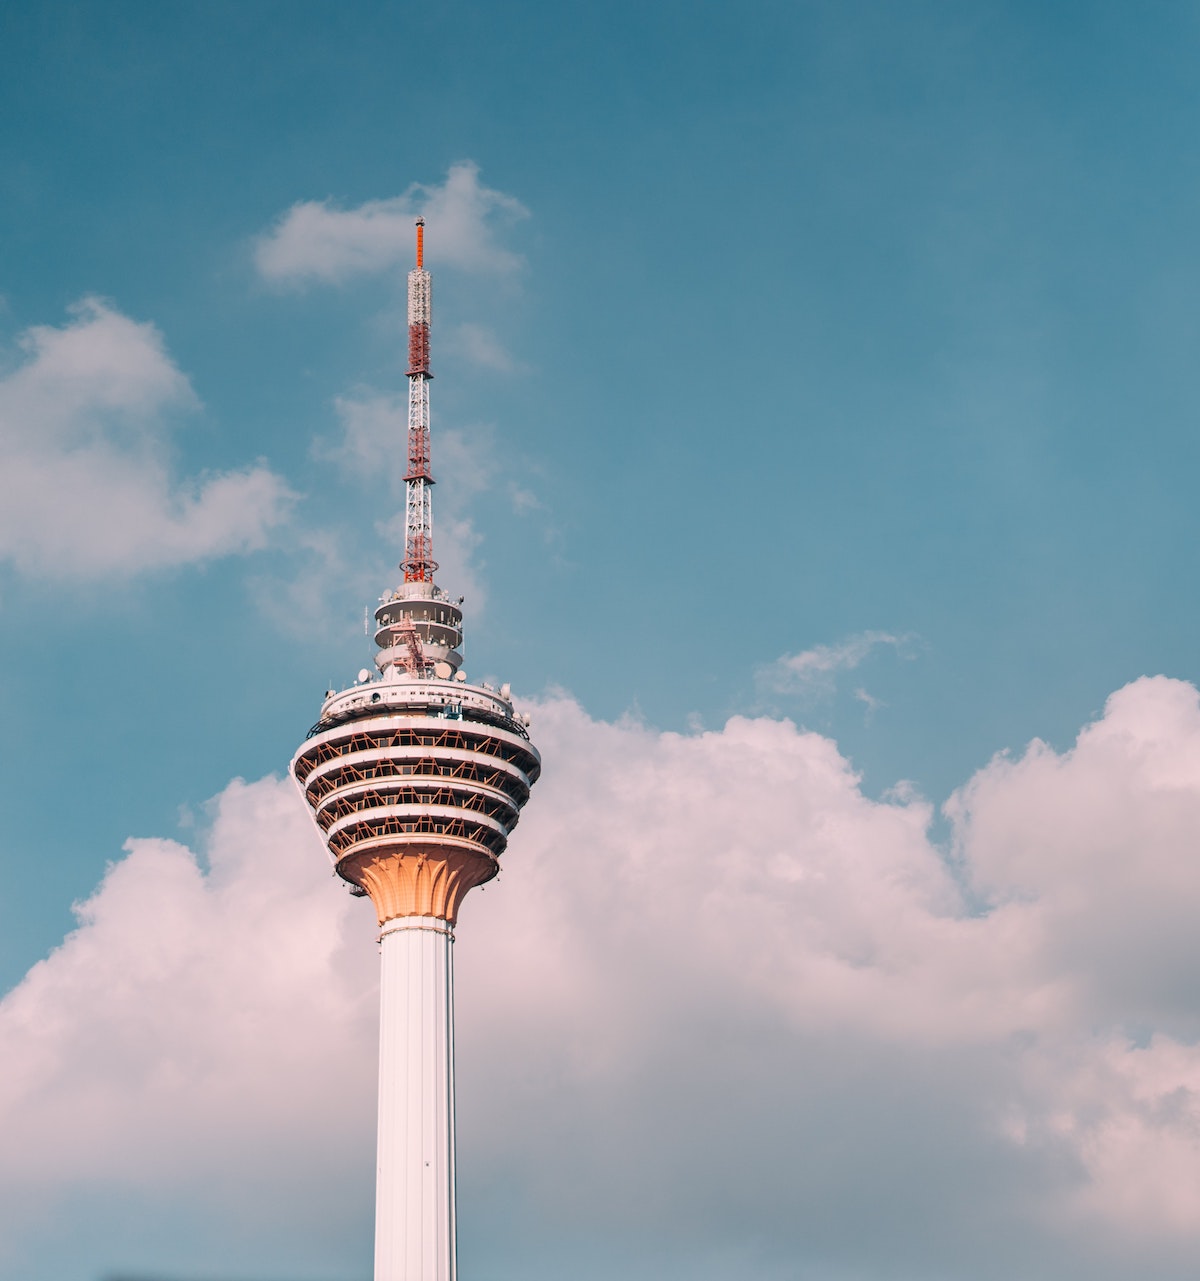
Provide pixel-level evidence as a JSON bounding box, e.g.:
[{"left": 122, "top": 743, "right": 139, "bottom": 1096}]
[{"left": 375, "top": 914, "right": 457, "bottom": 1281}]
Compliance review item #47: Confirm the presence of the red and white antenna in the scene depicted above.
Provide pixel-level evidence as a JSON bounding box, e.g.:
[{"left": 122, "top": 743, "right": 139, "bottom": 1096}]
[{"left": 401, "top": 217, "right": 436, "bottom": 582}]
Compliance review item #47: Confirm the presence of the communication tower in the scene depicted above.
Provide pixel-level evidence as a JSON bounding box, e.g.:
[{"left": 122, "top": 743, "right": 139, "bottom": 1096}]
[{"left": 292, "top": 219, "right": 540, "bottom": 1281}]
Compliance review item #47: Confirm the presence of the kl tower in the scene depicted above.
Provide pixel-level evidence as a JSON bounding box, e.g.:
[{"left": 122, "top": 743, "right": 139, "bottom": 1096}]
[{"left": 292, "top": 218, "right": 541, "bottom": 1281}]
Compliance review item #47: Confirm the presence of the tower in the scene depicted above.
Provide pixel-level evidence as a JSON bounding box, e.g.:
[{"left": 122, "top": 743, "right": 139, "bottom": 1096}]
[{"left": 291, "top": 219, "right": 540, "bottom": 1281}]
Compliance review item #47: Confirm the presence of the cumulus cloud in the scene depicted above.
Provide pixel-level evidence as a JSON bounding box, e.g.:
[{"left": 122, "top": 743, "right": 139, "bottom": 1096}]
[
  {"left": 6, "top": 678, "right": 1200, "bottom": 1278},
  {"left": 0, "top": 776, "right": 377, "bottom": 1281},
  {"left": 470, "top": 680, "right": 1200, "bottom": 1277},
  {"left": 255, "top": 161, "right": 528, "bottom": 285},
  {"left": 0, "top": 299, "right": 292, "bottom": 577},
  {"left": 950, "top": 676, "right": 1200, "bottom": 1041}
]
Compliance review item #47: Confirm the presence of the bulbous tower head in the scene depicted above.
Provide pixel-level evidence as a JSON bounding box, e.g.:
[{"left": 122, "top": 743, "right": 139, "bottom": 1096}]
[
  {"left": 292, "top": 674, "right": 539, "bottom": 925},
  {"left": 291, "top": 220, "right": 539, "bottom": 925}
]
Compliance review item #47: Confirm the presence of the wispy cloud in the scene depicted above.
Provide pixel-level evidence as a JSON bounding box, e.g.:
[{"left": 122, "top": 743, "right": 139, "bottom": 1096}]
[
  {"left": 854, "top": 685, "right": 886, "bottom": 718},
  {"left": 320, "top": 390, "right": 408, "bottom": 488},
  {"left": 446, "top": 320, "right": 521, "bottom": 372},
  {"left": 254, "top": 161, "right": 528, "bottom": 286},
  {"left": 509, "top": 484, "right": 542, "bottom": 515},
  {"left": 758, "top": 629, "right": 914, "bottom": 700},
  {"left": 316, "top": 392, "right": 504, "bottom": 612},
  {"left": 0, "top": 299, "right": 292, "bottom": 577}
]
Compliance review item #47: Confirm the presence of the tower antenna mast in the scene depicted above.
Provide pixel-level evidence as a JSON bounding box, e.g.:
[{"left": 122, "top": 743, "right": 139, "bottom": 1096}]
[{"left": 402, "top": 216, "right": 436, "bottom": 582}]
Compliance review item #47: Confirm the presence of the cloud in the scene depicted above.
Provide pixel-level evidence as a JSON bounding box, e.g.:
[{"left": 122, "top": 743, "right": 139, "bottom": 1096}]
[
  {"left": 301, "top": 388, "right": 540, "bottom": 639},
  {"left": 509, "top": 483, "right": 542, "bottom": 514},
  {"left": 321, "top": 391, "right": 498, "bottom": 611},
  {"left": 854, "top": 684, "right": 885, "bottom": 716},
  {"left": 255, "top": 161, "right": 528, "bottom": 285},
  {"left": 0, "top": 776, "right": 377, "bottom": 1281},
  {"left": 759, "top": 629, "right": 914, "bottom": 701},
  {"left": 0, "top": 299, "right": 292, "bottom": 577},
  {"left": 323, "top": 389, "right": 409, "bottom": 487},
  {"left": 949, "top": 676, "right": 1200, "bottom": 1040},
  {"left": 446, "top": 321, "right": 520, "bottom": 372},
  {"left": 467, "top": 679, "right": 1200, "bottom": 1277},
  {"left": 6, "top": 677, "right": 1200, "bottom": 1278},
  {"left": 377, "top": 505, "right": 485, "bottom": 617},
  {"left": 247, "top": 523, "right": 380, "bottom": 645}
]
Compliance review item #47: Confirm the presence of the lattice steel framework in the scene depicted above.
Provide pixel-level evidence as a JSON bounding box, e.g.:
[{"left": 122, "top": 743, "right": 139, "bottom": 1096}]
[{"left": 402, "top": 217, "right": 437, "bottom": 582}]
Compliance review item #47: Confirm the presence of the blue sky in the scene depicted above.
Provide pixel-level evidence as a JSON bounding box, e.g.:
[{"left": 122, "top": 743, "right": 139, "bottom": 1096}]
[{"left": 5, "top": 3, "right": 1200, "bottom": 1279}]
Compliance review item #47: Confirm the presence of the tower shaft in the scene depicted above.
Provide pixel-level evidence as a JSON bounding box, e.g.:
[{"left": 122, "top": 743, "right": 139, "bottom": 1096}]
[{"left": 376, "top": 916, "right": 456, "bottom": 1281}]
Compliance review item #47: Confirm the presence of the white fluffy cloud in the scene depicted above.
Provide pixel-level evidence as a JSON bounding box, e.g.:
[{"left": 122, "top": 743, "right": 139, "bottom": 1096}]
[
  {"left": 0, "top": 778, "right": 377, "bottom": 1281},
  {"left": 255, "top": 161, "right": 528, "bottom": 285},
  {"left": 5, "top": 677, "right": 1200, "bottom": 1279},
  {"left": 461, "top": 681, "right": 1200, "bottom": 1278},
  {"left": 0, "top": 299, "right": 292, "bottom": 577}
]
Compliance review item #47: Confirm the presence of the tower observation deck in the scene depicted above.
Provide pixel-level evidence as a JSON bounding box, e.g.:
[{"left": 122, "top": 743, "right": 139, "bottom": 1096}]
[{"left": 291, "top": 219, "right": 540, "bottom": 1281}]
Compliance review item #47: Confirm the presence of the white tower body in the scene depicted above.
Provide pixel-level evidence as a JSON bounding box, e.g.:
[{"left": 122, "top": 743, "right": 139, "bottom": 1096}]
[
  {"left": 376, "top": 916, "right": 456, "bottom": 1281},
  {"left": 292, "top": 219, "right": 540, "bottom": 1281}
]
